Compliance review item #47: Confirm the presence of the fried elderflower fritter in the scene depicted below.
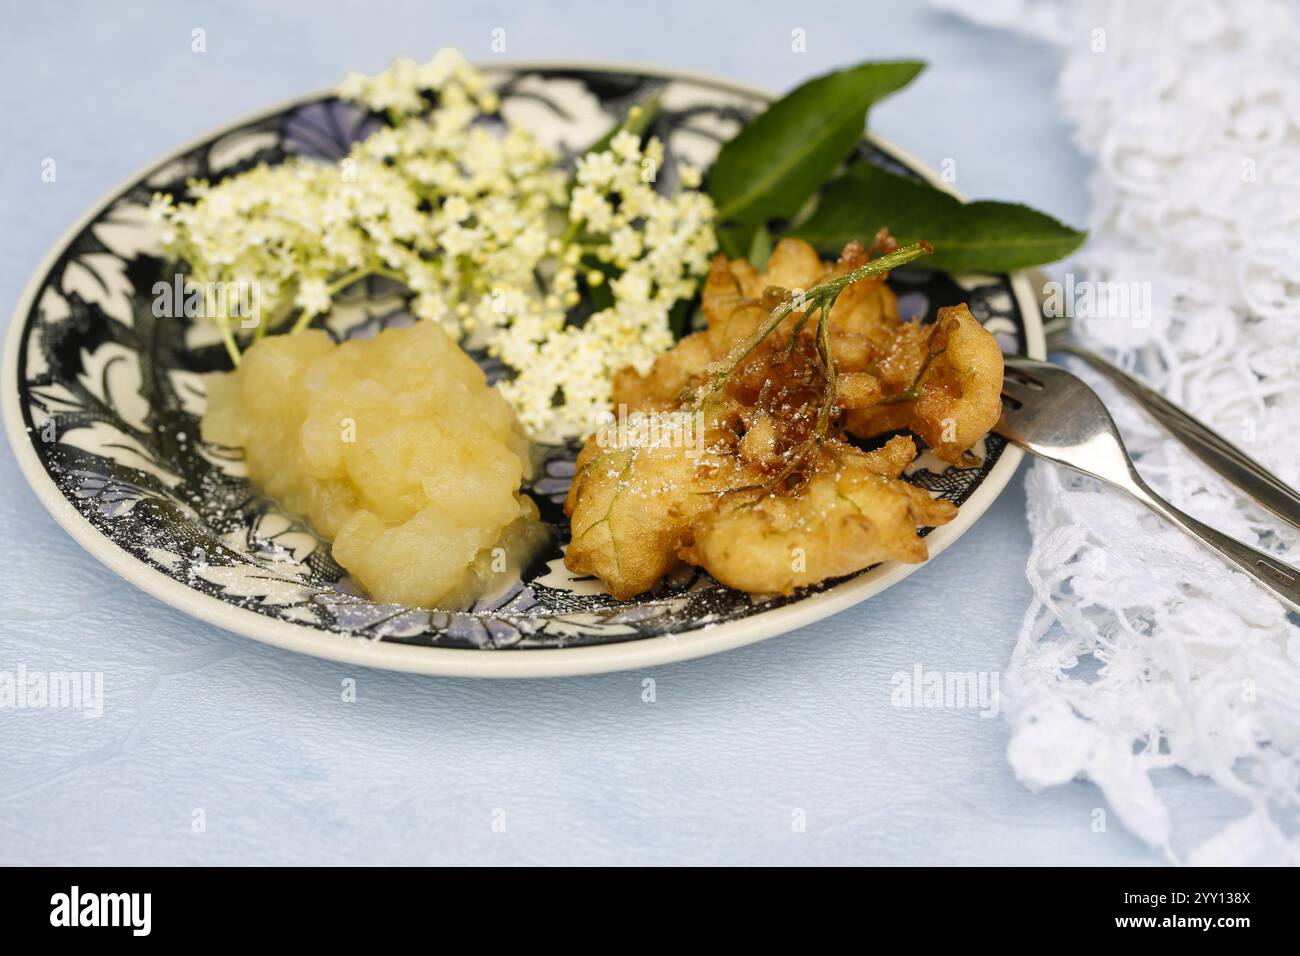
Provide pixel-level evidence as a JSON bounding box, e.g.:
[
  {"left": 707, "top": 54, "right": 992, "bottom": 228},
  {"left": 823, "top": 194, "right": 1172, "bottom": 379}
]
[
  {"left": 564, "top": 237, "right": 1003, "bottom": 599},
  {"left": 680, "top": 436, "right": 957, "bottom": 595},
  {"left": 844, "top": 302, "right": 1004, "bottom": 466}
]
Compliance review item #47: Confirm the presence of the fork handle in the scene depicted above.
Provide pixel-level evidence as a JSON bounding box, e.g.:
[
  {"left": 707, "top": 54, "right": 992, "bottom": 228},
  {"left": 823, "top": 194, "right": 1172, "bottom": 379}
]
[
  {"left": 1054, "top": 342, "right": 1300, "bottom": 535},
  {"left": 1126, "top": 476, "right": 1300, "bottom": 615}
]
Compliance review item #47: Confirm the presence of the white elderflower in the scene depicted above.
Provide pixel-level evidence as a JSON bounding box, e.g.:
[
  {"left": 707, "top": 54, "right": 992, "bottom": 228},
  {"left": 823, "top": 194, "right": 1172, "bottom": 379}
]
[
  {"left": 611, "top": 264, "right": 652, "bottom": 305},
  {"left": 608, "top": 226, "right": 643, "bottom": 264},
  {"left": 156, "top": 47, "right": 716, "bottom": 440},
  {"left": 610, "top": 129, "right": 642, "bottom": 162},
  {"left": 575, "top": 150, "right": 620, "bottom": 189},
  {"left": 569, "top": 185, "right": 613, "bottom": 232},
  {"left": 442, "top": 195, "right": 472, "bottom": 223},
  {"left": 295, "top": 277, "right": 332, "bottom": 316},
  {"left": 678, "top": 163, "right": 703, "bottom": 189}
]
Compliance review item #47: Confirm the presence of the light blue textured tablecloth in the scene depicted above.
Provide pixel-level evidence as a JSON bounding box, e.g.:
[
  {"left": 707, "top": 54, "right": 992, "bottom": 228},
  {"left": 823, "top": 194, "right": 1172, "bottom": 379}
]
[{"left": 0, "top": 0, "right": 1238, "bottom": 865}]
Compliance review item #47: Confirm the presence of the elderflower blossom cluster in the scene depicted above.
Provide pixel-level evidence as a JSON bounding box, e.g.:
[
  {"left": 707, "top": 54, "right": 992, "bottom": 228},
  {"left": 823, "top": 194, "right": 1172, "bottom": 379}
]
[
  {"left": 489, "top": 130, "right": 716, "bottom": 438},
  {"left": 150, "top": 48, "right": 716, "bottom": 441}
]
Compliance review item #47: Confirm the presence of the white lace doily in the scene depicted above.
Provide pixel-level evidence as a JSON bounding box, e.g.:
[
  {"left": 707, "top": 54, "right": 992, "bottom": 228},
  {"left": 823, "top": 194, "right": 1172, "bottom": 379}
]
[{"left": 935, "top": 0, "right": 1300, "bottom": 864}]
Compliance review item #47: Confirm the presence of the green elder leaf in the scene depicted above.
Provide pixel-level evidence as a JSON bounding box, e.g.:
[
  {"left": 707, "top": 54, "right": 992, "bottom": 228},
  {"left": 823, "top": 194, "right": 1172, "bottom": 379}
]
[
  {"left": 715, "top": 223, "right": 756, "bottom": 260},
  {"left": 746, "top": 222, "right": 773, "bottom": 271},
  {"left": 707, "top": 60, "right": 924, "bottom": 225},
  {"left": 790, "top": 162, "right": 1086, "bottom": 273}
]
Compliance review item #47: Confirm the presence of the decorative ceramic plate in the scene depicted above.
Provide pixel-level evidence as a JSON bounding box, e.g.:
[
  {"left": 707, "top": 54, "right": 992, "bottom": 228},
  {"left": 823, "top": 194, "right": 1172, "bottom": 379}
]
[{"left": 2, "top": 62, "right": 1042, "bottom": 677}]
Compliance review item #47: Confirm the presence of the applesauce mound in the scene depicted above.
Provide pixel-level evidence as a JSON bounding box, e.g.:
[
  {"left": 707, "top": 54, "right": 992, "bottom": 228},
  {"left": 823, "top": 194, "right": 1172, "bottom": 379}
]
[{"left": 201, "top": 322, "right": 545, "bottom": 609}]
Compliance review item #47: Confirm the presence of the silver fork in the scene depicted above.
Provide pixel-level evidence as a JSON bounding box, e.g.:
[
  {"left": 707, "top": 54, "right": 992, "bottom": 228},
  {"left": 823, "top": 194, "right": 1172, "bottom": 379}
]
[
  {"left": 995, "top": 356, "right": 1300, "bottom": 614},
  {"left": 1027, "top": 267, "right": 1300, "bottom": 534}
]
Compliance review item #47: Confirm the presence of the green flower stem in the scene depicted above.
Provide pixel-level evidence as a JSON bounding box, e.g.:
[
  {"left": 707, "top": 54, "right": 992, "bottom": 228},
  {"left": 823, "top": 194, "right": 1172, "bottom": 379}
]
[
  {"left": 695, "top": 240, "right": 933, "bottom": 494},
  {"left": 286, "top": 264, "right": 414, "bottom": 335},
  {"left": 577, "top": 95, "right": 663, "bottom": 160},
  {"left": 214, "top": 314, "right": 242, "bottom": 366},
  {"left": 559, "top": 219, "right": 583, "bottom": 247},
  {"left": 325, "top": 267, "right": 372, "bottom": 295}
]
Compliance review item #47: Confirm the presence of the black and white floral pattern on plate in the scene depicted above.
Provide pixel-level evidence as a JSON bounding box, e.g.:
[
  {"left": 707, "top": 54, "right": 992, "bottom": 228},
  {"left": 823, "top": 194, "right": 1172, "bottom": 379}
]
[{"left": 12, "top": 68, "right": 1026, "bottom": 651}]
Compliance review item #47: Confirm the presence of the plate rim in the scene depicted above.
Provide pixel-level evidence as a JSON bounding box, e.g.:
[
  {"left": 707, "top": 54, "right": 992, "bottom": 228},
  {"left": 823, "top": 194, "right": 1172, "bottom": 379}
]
[{"left": 2, "top": 58, "right": 1043, "bottom": 678}]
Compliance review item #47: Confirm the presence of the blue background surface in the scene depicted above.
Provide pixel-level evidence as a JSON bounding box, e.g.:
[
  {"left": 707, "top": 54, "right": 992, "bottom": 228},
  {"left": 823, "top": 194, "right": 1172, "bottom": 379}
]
[{"left": 0, "top": 0, "right": 1232, "bottom": 864}]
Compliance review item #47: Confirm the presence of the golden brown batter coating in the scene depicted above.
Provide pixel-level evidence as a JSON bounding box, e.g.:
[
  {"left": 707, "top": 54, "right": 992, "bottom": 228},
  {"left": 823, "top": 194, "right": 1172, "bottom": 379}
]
[{"left": 564, "top": 237, "right": 1003, "bottom": 598}]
